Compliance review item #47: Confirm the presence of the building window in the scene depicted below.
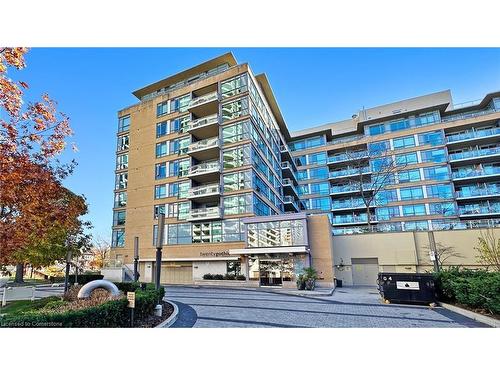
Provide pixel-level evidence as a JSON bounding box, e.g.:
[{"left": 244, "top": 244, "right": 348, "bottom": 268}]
[
  {"left": 368, "top": 140, "right": 390, "bottom": 154},
  {"left": 222, "top": 97, "right": 249, "bottom": 122},
  {"left": 226, "top": 261, "right": 242, "bottom": 276},
  {"left": 395, "top": 152, "right": 418, "bottom": 166},
  {"left": 118, "top": 115, "right": 130, "bottom": 132},
  {"left": 169, "top": 159, "right": 190, "bottom": 177},
  {"left": 223, "top": 145, "right": 251, "bottom": 169},
  {"left": 418, "top": 131, "right": 444, "bottom": 146},
  {"left": 177, "top": 181, "right": 191, "bottom": 198},
  {"left": 154, "top": 204, "right": 166, "bottom": 219},
  {"left": 376, "top": 206, "right": 400, "bottom": 220},
  {"left": 114, "top": 192, "right": 127, "bottom": 207},
  {"left": 116, "top": 154, "right": 128, "bottom": 170},
  {"left": 177, "top": 202, "right": 190, "bottom": 220},
  {"left": 112, "top": 229, "right": 125, "bottom": 247},
  {"left": 223, "top": 170, "right": 252, "bottom": 192},
  {"left": 157, "top": 101, "right": 169, "bottom": 117},
  {"left": 402, "top": 204, "right": 427, "bottom": 216},
  {"left": 170, "top": 115, "right": 190, "bottom": 133},
  {"left": 289, "top": 136, "right": 325, "bottom": 151},
  {"left": 223, "top": 193, "right": 253, "bottom": 215},
  {"left": 309, "top": 182, "right": 330, "bottom": 195},
  {"left": 426, "top": 184, "right": 454, "bottom": 199},
  {"left": 221, "top": 74, "right": 248, "bottom": 98},
  {"left": 375, "top": 189, "right": 398, "bottom": 204},
  {"left": 247, "top": 219, "right": 306, "bottom": 248},
  {"left": 404, "top": 221, "right": 429, "bottom": 231},
  {"left": 307, "top": 167, "right": 329, "bottom": 180},
  {"left": 308, "top": 197, "right": 331, "bottom": 211},
  {"left": 171, "top": 95, "right": 191, "bottom": 113},
  {"left": 155, "top": 162, "right": 167, "bottom": 179},
  {"left": 398, "top": 169, "right": 421, "bottom": 183},
  {"left": 156, "top": 141, "right": 168, "bottom": 158},
  {"left": 117, "top": 135, "right": 129, "bottom": 151},
  {"left": 423, "top": 166, "right": 449, "bottom": 181},
  {"left": 254, "top": 194, "right": 271, "bottom": 216},
  {"left": 307, "top": 152, "right": 328, "bottom": 165},
  {"left": 415, "top": 112, "right": 439, "bottom": 126},
  {"left": 113, "top": 210, "right": 126, "bottom": 226},
  {"left": 400, "top": 186, "right": 424, "bottom": 200},
  {"left": 393, "top": 135, "right": 415, "bottom": 149},
  {"left": 389, "top": 119, "right": 410, "bottom": 132},
  {"left": 115, "top": 172, "right": 128, "bottom": 190},
  {"left": 367, "top": 123, "right": 385, "bottom": 136},
  {"left": 156, "top": 121, "right": 168, "bottom": 138},
  {"left": 421, "top": 148, "right": 447, "bottom": 163},
  {"left": 154, "top": 184, "right": 167, "bottom": 199},
  {"left": 429, "top": 202, "right": 456, "bottom": 216},
  {"left": 222, "top": 120, "right": 250, "bottom": 144}
]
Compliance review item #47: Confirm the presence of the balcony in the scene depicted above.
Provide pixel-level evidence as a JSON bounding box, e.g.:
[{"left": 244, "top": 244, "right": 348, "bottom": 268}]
[
  {"left": 446, "top": 127, "right": 500, "bottom": 145},
  {"left": 327, "top": 134, "right": 365, "bottom": 146},
  {"left": 328, "top": 150, "right": 369, "bottom": 165},
  {"left": 186, "top": 161, "right": 220, "bottom": 183},
  {"left": 282, "top": 178, "right": 299, "bottom": 197},
  {"left": 283, "top": 195, "right": 299, "bottom": 212},
  {"left": 442, "top": 107, "right": 499, "bottom": 123},
  {"left": 448, "top": 146, "right": 500, "bottom": 164},
  {"left": 281, "top": 161, "right": 298, "bottom": 182},
  {"left": 331, "top": 214, "right": 378, "bottom": 226},
  {"left": 187, "top": 183, "right": 220, "bottom": 202},
  {"left": 187, "top": 114, "right": 219, "bottom": 139},
  {"left": 458, "top": 203, "right": 500, "bottom": 217},
  {"left": 456, "top": 185, "right": 500, "bottom": 200},
  {"left": 187, "top": 91, "right": 219, "bottom": 117},
  {"left": 331, "top": 199, "right": 371, "bottom": 212},
  {"left": 187, "top": 206, "right": 222, "bottom": 221},
  {"left": 329, "top": 166, "right": 371, "bottom": 180},
  {"left": 330, "top": 183, "right": 374, "bottom": 196},
  {"left": 452, "top": 166, "right": 500, "bottom": 181},
  {"left": 187, "top": 137, "right": 220, "bottom": 160}
]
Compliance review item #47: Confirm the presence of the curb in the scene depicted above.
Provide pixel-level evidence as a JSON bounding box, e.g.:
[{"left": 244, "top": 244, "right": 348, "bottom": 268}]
[
  {"left": 155, "top": 300, "right": 179, "bottom": 328},
  {"left": 438, "top": 302, "right": 500, "bottom": 328}
]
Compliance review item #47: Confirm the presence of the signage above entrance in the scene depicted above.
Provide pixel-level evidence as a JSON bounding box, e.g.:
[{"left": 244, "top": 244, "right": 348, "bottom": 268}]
[{"left": 200, "top": 251, "right": 230, "bottom": 257}]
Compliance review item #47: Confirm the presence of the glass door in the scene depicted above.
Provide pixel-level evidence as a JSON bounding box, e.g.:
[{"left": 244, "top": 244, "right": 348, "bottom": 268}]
[{"left": 259, "top": 259, "right": 283, "bottom": 287}]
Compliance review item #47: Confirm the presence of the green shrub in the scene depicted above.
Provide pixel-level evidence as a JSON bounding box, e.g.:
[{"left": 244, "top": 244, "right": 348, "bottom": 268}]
[
  {"left": 224, "top": 274, "right": 236, "bottom": 280},
  {"left": 213, "top": 274, "right": 224, "bottom": 280},
  {"left": 49, "top": 274, "right": 103, "bottom": 285},
  {"left": 203, "top": 274, "right": 214, "bottom": 280},
  {"left": 434, "top": 268, "right": 500, "bottom": 315},
  {"left": 236, "top": 275, "right": 246, "bottom": 281},
  {"left": 0, "top": 282, "right": 164, "bottom": 327}
]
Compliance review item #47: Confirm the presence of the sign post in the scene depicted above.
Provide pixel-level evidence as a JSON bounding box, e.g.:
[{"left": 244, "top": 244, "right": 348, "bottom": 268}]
[
  {"left": 133, "top": 236, "right": 140, "bottom": 282},
  {"left": 155, "top": 214, "right": 165, "bottom": 291},
  {"left": 127, "top": 291, "right": 136, "bottom": 327}
]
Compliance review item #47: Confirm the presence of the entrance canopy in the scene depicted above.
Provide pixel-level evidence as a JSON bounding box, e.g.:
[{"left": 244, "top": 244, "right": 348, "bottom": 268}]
[{"left": 229, "top": 246, "right": 309, "bottom": 255}]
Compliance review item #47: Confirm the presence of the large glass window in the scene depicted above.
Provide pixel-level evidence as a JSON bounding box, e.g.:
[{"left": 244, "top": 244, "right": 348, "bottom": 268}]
[
  {"left": 371, "top": 157, "right": 392, "bottom": 172},
  {"left": 289, "top": 136, "right": 325, "bottom": 151},
  {"left": 402, "top": 204, "right": 427, "bottom": 216},
  {"left": 114, "top": 192, "right": 127, "bottom": 207},
  {"left": 395, "top": 152, "right": 418, "bottom": 166},
  {"left": 369, "top": 140, "right": 390, "bottom": 154},
  {"left": 307, "top": 152, "right": 328, "bottom": 165},
  {"left": 170, "top": 116, "right": 190, "bottom": 133},
  {"left": 155, "top": 162, "right": 167, "bottom": 179},
  {"left": 254, "top": 194, "right": 271, "bottom": 216},
  {"left": 389, "top": 119, "right": 410, "bottom": 132},
  {"left": 400, "top": 186, "right": 424, "bottom": 200},
  {"left": 224, "top": 193, "right": 253, "bottom": 215},
  {"left": 404, "top": 221, "right": 429, "bottom": 231},
  {"left": 423, "top": 166, "right": 449, "bottom": 181},
  {"left": 376, "top": 206, "right": 400, "bottom": 220},
  {"left": 118, "top": 115, "right": 130, "bottom": 132},
  {"left": 221, "top": 74, "right": 248, "bottom": 98},
  {"left": 157, "top": 101, "right": 169, "bottom": 117},
  {"left": 171, "top": 95, "right": 191, "bottom": 113},
  {"left": 426, "top": 184, "right": 454, "bottom": 199},
  {"left": 223, "top": 170, "right": 252, "bottom": 192},
  {"left": 113, "top": 210, "right": 126, "bottom": 226},
  {"left": 375, "top": 189, "right": 398, "bottom": 204},
  {"left": 223, "top": 145, "right": 251, "bottom": 169},
  {"left": 156, "top": 121, "right": 168, "bottom": 138},
  {"left": 308, "top": 166, "right": 329, "bottom": 180},
  {"left": 309, "top": 197, "right": 331, "bottom": 210},
  {"left": 429, "top": 202, "right": 457, "bottom": 216},
  {"left": 222, "top": 120, "right": 250, "bottom": 144},
  {"left": 222, "top": 97, "right": 249, "bottom": 122},
  {"left": 309, "top": 182, "right": 330, "bottom": 195},
  {"left": 154, "top": 184, "right": 167, "bottom": 199},
  {"left": 247, "top": 219, "right": 306, "bottom": 248},
  {"left": 115, "top": 172, "right": 128, "bottom": 190},
  {"left": 156, "top": 141, "right": 168, "bottom": 158},
  {"left": 112, "top": 229, "right": 125, "bottom": 247},
  {"left": 153, "top": 204, "right": 166, "bottom": 219},
  {"left": 116, "top": 154, "right": 128, "bottom": 170},
  {"left": 393, "top": 135, "right": 415, "bottom": 149},
  {"left": 415, "top": 112, "right": 439, "bottom": 126},
  {"left": 177, "top": 181, "right": 191, "bottom": 198},
  {"left": 421, "top": 148, "right": 447, "bottom": 163},
  {"left": 117, "top": 135, "right": 129, "bottom": 151},
  {"left": 367, "top": 123, "right": 385, "bottom": 136},
  {"left": 398, "top": 169, "right": 421, "bottom": 183},
  {"left": 418, "top": 131, "right": 444, "bottom": 146}
]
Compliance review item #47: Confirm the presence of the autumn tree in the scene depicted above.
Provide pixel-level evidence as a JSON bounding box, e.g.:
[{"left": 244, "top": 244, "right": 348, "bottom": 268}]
[
  {"left": 0, "top": 47, "right": 90, "bottom": 281},
  {"left": 475, "top": 229, "right": 500, "bottom": 271},
  {"left": 88, "top": 236, "right": 111, "bottom": 270}
]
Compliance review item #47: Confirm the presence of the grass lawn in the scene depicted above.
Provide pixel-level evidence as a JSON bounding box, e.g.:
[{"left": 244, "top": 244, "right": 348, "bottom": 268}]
[{"left": 0, "top": 297, "right": 60, "bottom": 317}]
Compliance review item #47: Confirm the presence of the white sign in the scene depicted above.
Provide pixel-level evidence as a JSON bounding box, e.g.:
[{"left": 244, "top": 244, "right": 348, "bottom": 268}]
[
  {"left": 396, "top": 281, "right": 420, "bottom": 290},
  {"left": 127, "top": 292, "right": 136, "bottom": 308},
  {"left": 429, "top": 250, "right": 436, "bottom": 261}
]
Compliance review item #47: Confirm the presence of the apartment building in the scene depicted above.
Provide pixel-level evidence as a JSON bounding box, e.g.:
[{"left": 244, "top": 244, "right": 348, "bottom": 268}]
[
  {"left": 290, "top": 90, "right": 500, "bottom": 235},
  {"left": 110, "top": 51, "right": 500, "bottom": 286}
]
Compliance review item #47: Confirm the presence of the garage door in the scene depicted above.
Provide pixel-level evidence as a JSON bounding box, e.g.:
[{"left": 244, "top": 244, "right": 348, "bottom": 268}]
[
  {"left": 351, "top": 258, "right": 379, "bottom": 286},
  {"left": 160, "top": 262, "right": 193, "bottom": 284}
]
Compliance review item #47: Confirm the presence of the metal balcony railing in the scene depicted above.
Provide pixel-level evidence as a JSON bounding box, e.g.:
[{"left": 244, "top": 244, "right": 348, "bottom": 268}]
[
  {"left": 449, "top": 146, "right": 500, "bottom": 161},
  {"left": 187, "top": 184, "right": 220, "bottom": 198},
  {"left": 446, "top": 127, "right": 500, "bottom": 143},
  {"left": 188, "top": 137, "right": 219, "bottom": 153},
  {"left": 187, "top": 206, "right": 221, "bottom": 220},
  {"left": 187, "top": 114, "right": 219, "bottom": 130},
  {"left": 187, "top": 161, "right": 220, "bottom": 176},
  {"left": 188, "top": 92, "right": 219, "bottom": 109}
]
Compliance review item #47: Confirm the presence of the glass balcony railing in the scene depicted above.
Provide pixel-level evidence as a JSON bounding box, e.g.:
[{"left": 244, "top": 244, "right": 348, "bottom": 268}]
[
  {"left": 327, "top": 134, "right": 365, "bottom": 146},
  {"left": 187, "top": 206, "right": 221, "bottom": 221},
  {"left": 452, "top": 166, "right": 500, "bottom": 179},
  {"left": 187, "top": 161, "right": 220, "bottom": 176},
  {"left": 329, "top": 166, "right": 371, "bottom": 179},
  {"left": 331, "top": 214, "right": 376, "bottom": 225},
  {"left": 442, "top": 107, "right": 498, "bottom": 123},
  {"left": 188, "top": 92, "right": 219, "bottom": 109},
  {"left": 331, "top": 199, "right": 367, "bottom": 210},
  {"left": 187, "top": 114, "right": 219, "bottom": 131},
  {"left": 448, "top": 147, "right": 500, "bottom": 161},
  {"left": 456, "top": 186, "right": 500, "bottom": 198},
  {"left": 188, "top": 137, "right": 219, "bottom": 153},
  {"left": 328, "top": 150, "right": 369, "bottom": 163},
  {"left": 446, "top": 127, "right": 500, "bottom": 143},
  {"left": 330, "top": 183, "right": 373, "bottom": 194},
  {"left": 458, "top": 204, "right": 500, "bottom": 215},
  {"left": 187, "top": 184, "right": 220, "bottom": 198}
]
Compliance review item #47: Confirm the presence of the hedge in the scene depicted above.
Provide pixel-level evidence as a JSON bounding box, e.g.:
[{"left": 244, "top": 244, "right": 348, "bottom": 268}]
[
  {"left": 434, "top": 268, "right": 500, "bottom": 315},
  {"left": 49, "top": 274, "right": 103, "bottom": 285},
  {"left": 0, "top": 282, "right": 165, "bottom": 328}
]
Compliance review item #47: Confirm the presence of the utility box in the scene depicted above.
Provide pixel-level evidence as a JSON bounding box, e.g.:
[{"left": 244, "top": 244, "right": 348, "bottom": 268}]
[{"left": 377, "top": 273, "right": 436, "bottom": 304}]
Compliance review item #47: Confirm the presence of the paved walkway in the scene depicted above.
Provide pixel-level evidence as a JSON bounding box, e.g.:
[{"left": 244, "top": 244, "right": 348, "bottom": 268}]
[
  {"left": 165, "top": 285, "right": 488, "bottom": 328},
  {"left": 0, "top": 284, "right": 64, "bottom": 303}
]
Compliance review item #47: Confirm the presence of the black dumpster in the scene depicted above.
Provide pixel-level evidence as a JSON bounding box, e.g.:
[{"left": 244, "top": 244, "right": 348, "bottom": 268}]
[{"left": 377, "top": 273, "right": 436, "bottom": 304}]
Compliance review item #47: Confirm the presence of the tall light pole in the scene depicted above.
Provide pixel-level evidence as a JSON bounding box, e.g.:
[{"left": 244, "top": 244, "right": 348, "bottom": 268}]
[
  {"left": 155, "top": 214, "right": 165, "bottom": 290},
  {"left": 133, "top": 236, "right": 139, "bottom": 282}
]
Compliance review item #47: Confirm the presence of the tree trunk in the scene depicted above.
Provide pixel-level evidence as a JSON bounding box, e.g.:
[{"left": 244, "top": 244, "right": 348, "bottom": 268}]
[
  {"left": 15, "top": 263, "right": 24, "bottom": 283},
  {"left": 366, "top": 206, "right": 372, "bottom": 232}
]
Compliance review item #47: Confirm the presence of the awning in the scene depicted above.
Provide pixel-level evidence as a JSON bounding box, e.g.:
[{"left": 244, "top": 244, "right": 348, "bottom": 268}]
[{"left": 229, "top": 246, "right": 309, "bottom": 255}]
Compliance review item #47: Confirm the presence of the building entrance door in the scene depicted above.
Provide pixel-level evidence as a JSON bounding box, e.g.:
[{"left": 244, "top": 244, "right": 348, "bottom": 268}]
[{"left": 259, "top": 260, "right": 283, "bottom": 287}]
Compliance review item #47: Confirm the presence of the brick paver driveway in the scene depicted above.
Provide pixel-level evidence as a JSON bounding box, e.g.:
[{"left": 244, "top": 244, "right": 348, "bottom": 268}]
[{"left": 165, "top": 285, "right": 487, "bottom": 328}]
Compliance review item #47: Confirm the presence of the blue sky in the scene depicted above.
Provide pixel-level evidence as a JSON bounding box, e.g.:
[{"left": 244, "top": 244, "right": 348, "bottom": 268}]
[{"left": 11, "top": 48, "right": 500, "bottom": 241}]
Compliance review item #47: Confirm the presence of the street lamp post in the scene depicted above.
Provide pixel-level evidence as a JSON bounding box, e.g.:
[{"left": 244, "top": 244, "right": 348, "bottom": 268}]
[
  {"left": 155, "top": 214, "right": 165, "bottom": 290},
  {"left": 133, "top": 236, "right": 139, "bottom": 282},
  {"left": 64, "top": 249, "right": 72, "bottom": 293}
]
